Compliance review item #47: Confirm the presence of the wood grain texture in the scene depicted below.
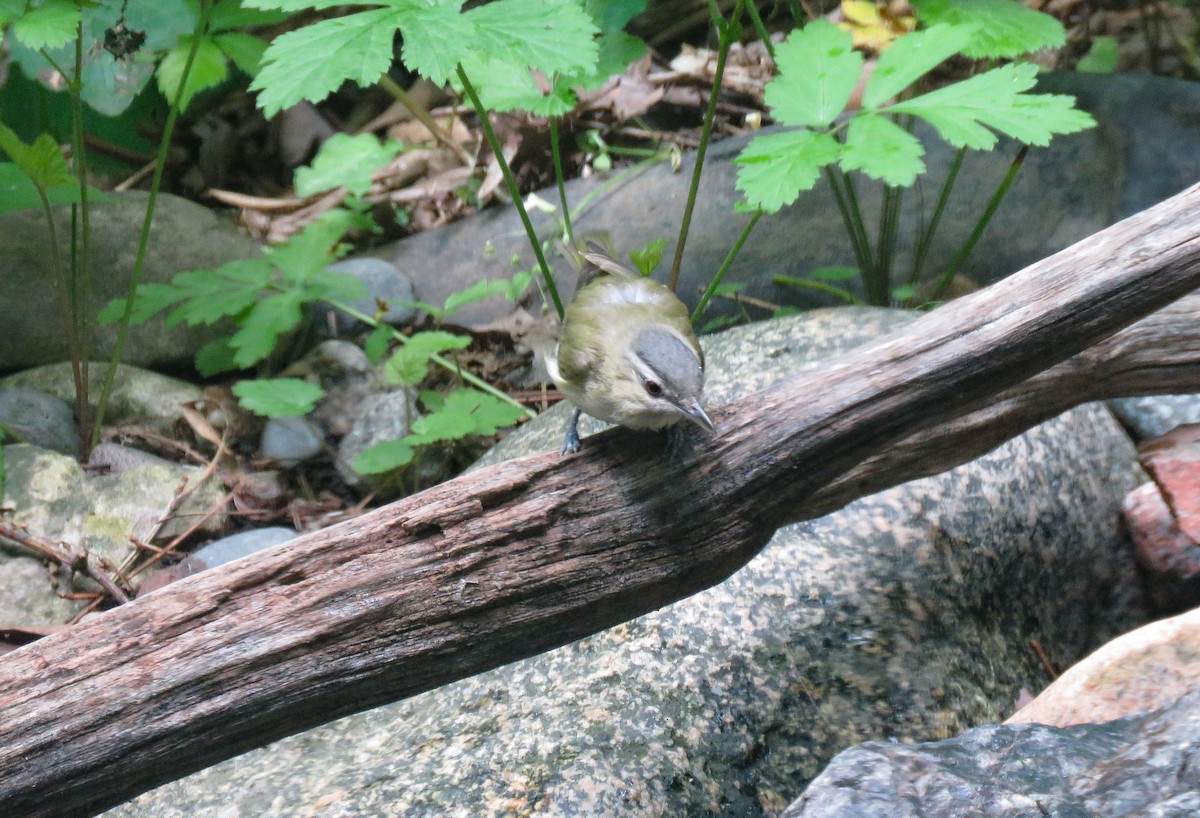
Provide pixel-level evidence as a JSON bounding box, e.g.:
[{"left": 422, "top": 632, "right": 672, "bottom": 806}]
[{"left": 4, "top": 182, "right": 1200, "bottom": 816}]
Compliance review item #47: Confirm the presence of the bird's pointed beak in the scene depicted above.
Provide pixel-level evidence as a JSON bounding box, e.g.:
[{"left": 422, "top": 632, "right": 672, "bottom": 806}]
[{"left": 683, "top": 400, "right": 715, "bottom": 433}]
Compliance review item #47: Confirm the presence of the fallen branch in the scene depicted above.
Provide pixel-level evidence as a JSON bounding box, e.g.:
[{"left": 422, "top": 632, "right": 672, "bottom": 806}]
[{"left": 3, "top": 182, "right": 1200, "bottom": 816}]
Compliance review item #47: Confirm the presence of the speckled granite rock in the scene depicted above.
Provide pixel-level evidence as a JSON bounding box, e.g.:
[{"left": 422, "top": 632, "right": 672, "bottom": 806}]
[
  {"left": 110, "top": 309, "right": 1147, "bottom": 817},
  {"left": 782, "top": 690, "right": 1200, "bottom": 818},
  {"left": 1108, "top": 395, "right": 1200, "bottom": 442}
]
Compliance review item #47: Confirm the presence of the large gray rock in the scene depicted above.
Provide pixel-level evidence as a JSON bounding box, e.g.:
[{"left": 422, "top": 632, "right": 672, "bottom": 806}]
[
  {"left": 783, "top": 690, "right": 1200, "bottom": 818},
  {"left": 110, "top": 309, "right": 1146, "bottom": 817},
  {"left": 0, "top": 191, "right": 260, "bottom": 371}
]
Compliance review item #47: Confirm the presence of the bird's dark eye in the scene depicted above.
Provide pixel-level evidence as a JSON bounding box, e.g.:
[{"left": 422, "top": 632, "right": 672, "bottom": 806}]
[{"left": 644, "top": 380, "right": 663, "bottom": 397}]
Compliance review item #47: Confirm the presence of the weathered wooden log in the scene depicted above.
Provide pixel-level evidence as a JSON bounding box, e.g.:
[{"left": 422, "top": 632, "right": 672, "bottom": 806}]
[{"left": 3, "top": 182, "right": 1200, "bottom": 817}]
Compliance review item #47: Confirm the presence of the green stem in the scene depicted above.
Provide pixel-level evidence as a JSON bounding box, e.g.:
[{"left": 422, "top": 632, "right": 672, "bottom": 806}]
[
  {"left": 669, "top": 0, "right": 745, "bottom": 292},
  {"left": 690, "top": 209, "right": 761, "bottom": 325},
  {"left": 37, "top": 188, "right": 81, "bottom": 403},
  {"left": 549, "top": 116, "right": 573, "bottom": 245},
  {"left": 92, "top": 1, "right": 214, "bottom": 447},
  {"left": 69, "top": 27, "right": 92, "bottom": 450},
  {"left": 377, "top": 74, "right": 473, "bottom": 166},
  {"left": 456, "top": 64, "right": 564, "bottom": 320},
  {"left": 907, "top": 146, "right": 965, "bottom": 286},
  {"left": 928, "top": 144, "right": 1028, "bottom": 303},
  {"left": 745, "top": 0, "right": 774, "bottom": 57},
  {"left": 823, "top": 167, "right": 873, "bottom": 295},
  {"left": 329, "top": 299, "right": 536, "bottom": 419},
  {"left": 772, "top": 275, "right": 862, "bottom": 305},
  {"left": 874, "top": 184, "right": 903, "bottom": 304}
]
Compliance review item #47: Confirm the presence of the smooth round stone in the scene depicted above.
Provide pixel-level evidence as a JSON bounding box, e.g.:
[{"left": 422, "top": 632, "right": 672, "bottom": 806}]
[
  {"left": 313, "top": 257, "right": 417, "bottom": 333},
  {"left": 260, "top": 416, "right": 323, "bottom": 465},
  {"left": 0, "top": 387, "right": 79, "bottom": 457}
]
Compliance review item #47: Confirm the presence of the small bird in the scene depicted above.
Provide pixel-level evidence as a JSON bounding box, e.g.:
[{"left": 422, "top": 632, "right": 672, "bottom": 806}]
[{"left": 545, "top": 241, "right": 714, "bottom": 454}]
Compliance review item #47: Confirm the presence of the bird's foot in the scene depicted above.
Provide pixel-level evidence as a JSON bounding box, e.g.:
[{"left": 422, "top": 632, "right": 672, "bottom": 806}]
[{"left": 559, "top": 409, "right": 582, "bottom": 455}]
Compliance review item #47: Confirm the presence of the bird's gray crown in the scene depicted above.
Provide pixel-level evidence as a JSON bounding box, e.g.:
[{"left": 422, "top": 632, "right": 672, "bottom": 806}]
[{"left": 631, "top": 326, "right": 702, "bottom": 397}]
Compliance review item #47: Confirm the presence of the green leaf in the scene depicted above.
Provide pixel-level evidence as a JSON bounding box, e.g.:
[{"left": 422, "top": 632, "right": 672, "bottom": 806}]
[
  {"left": 734, "top": 129, "right": 842, "bottom": 213},
  {"left": 419, "top": 389, "right": 445, "bottom": 412},
  {"left": 1077, "top": 37, "right": 1118, "bottom": 74},
  {"left": 628, "top": 238, "right": 665, "bottom": 276},
  {"left": 195, "top": 337, "right": 240, "bottom": 376},
  {"left": 583, "top": 0, "right": 647, "bottom": 33},
  {"left": 0, "top": 125, "right": 73, "bottom": 189},
  {"left": 353, "top": 438, "right": 417, "bottom": 473},
  {"left": 363, "top": 323, "right": 392, "bottom": 364},
  {"left": 157, "top": 36, "right": 228, "bottom": 111},
  {"left": 0, "top": 164, "right": 87, "bottom": 213},
  {"left": 294, "top": 132, "right": 401, "bottom": 198},
  {"left": 162, "top": 259, "right": 274, "bottom": 326},
  {"left": 98, "top": 283, "right": 186, "bottom": 326},
  {"left": 242, "top": 0, "right": 383, "bottom": 11},
  {"left": 890, "top": 283, "right": 917, "bottom": 302},
  {"left": 251, "top": 7, "right": 402, "bottom": 117},
  {"left": 214, "top": 32, "right": 269, "bottom": 77},
  {"left": 457, "top": 56, "right": 578, "bottom": 115},
  {"left": 887, "top": 62, "right": 1095, "bottom": 150},
  {"left": 911, "top": 0, "right": 1064, "bottom": 59},
  {"left": 384, "top": 330, "right": 472, "bottom": 385},
  {"left": 208, "top": 0, "right": 291, "bottom": 31},
  {"left": 268, "top": 209, "right": 356, "bottom": 280},
  {"left": 506, "top": 269, "right": 533, "bottom": 301},
  {"left": 302, "top": 269, "right": 370, "bottom": 304},
  {"left": 764, "top": 21, "right": 863, "bottom": 128},
  {"left": 840, "top": 113, "right": 924, "bottom": 186},
  {"left": 0, "top": 0, "right": 25, "bottom": 28},
  {"left": 861, "top": 24, "right": 975, "bottom": 109},
  {"left": 467, "top": 0, "right": 598, "bottom": 80},
  {"left": 398, "top": 1, "right": 473, "bottom": 86},
  {"left": 230, "top": 291, "right": 305, "bottom": 367},
  {"left": 9, "top": 0, "right": 80, "bottom": 50},
  {"left": 443, "top": 278, "right": 511, "bottom": 315},
  {"left": 233, "top": 378, "right": 324, "bottom": 417},
  {"left": 408, "top": 387, "right": 525, "bottom": 444}
]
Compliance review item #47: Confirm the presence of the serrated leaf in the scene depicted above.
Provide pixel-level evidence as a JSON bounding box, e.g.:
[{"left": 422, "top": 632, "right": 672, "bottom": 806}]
[
  {"left": 302, "top": 269, "right": 370, "bottom": 304},
  {"left": 10, "top": 0, "right": 80, "bottom": 50},
  {"left": 887, "top": 62, "right": 1095, "bottom": 149},
  {"left": 353, "top": 438, "right": 416, "bottom": 473},
  {"left": 162, "top": 259, "right": 274, "bottom": 326},
  {"left": 398, "top": 1, "right": 473, "bottom": 86},
  {"left": 269, "top": 210, "right": 355, "bottom": 279},
  {"left": 459, "top": 56, "right": 578, "bottom": 115},
  {"left": 507, "top": 269, "right": 533, "bottom": 301},
  {"left": 911, "top": 0, "right": 1064, "bottom": 59},
  {"left": 157, "top": 36, "right": 228, "bottom": 111},
  {"left": 208, "top": 0, "right": 291, "bottom": 31},
  {"left": 840, "top": 113, "right": 924, "bottom": 185},
  {"left": 242, "top": 0, "right": 382, "bottom": 11},
  {"left": 98, "top": 282, "right": 187, "bottom": 326},
  {"left": 214, "top": 32, "right": 268, "bottom": 76},
  {"left": 230, "top": 291, "right": 305, "bottom": 367},
  {"left": 764, "top": 21, "right": 863, "bottom": 128},
  {"left": 0, "top": 0, "right": 25, "bottom": 28},
  {"left": 862, "top": 24, "right": 975, "bottom": 108},
  {"left": 294, "top": 132, "right": 401, "bottom": 198},
  {"left": 467, "top": 0, "right": 598, "bottom": 80},
  {"left": 420, "top": 389, "right": 445, "bottom": 412},
  {"left": 233, "top": 378, "right": 324, "bottom": 417},
  {"left": 408, "top": 387, "right": 524, "bottom": 444},
  {"left": 251, "top": 8, "right": 401, "bottom": 117},
  {"left": 384, "top": 330, "right": 472, "bottom": 385},
  {"left": 734, "top": 129, "right": 842, "bottom": 213}
]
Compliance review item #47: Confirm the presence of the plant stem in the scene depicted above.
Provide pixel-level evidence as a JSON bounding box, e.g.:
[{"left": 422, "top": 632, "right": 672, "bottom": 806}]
[
  {"left": 455, "top": 65, "right": 564, "bottom": 320},
  {"left": 823, "top": 167, "right": 875, "bottom": 299},
  {"left": 772, "top": 275, "right": 862, "bottom": 304},
  {"left": 928, "top": 144, "right": 1029, "bottom": 303},
  {"left": 549, "top": 116, "right": 573, "bottom": 245},
  {"left": 69, "top": 27, "right": 93, "bottom": 452},
  {"left": 329, "top": 299, "right": 536, "bottom": 419},
  {"left": 875, "top": 184, "right": 903, "bottom": 304},
  {"left": 669, "top": 0, "right": 744, "bottom": 292},
  {"left": 92, "top": 1, "right": 214, "bottom": 447},
  {"left": 907, "top": 146, "right": 964, "bottom": 286},
  {"left": 745, "top": 0, "right": 773, "bottom": 56},
  {"left": 376, "top": 74, "right": 473, "bottom": 166},
  {"left": 691, "top": 208, "right": 761, "bottom": 324}
]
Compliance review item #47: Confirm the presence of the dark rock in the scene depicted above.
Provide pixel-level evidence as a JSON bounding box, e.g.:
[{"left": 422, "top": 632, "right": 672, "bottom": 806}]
[
  {"left": 0, "top": 192, "right": 261, "bottom": 371},
  {"left": 783, "top": 691, "right": 1200, "bottom": 818},
  {"left": 311, "top": 257, "right": 417, "bottom": 334},
  {"left": 0, "top": 387, "right": 79, "bottom": 457},
  {"left": 1109, "top": 395, "right": 1200, "bottom": 442}
]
